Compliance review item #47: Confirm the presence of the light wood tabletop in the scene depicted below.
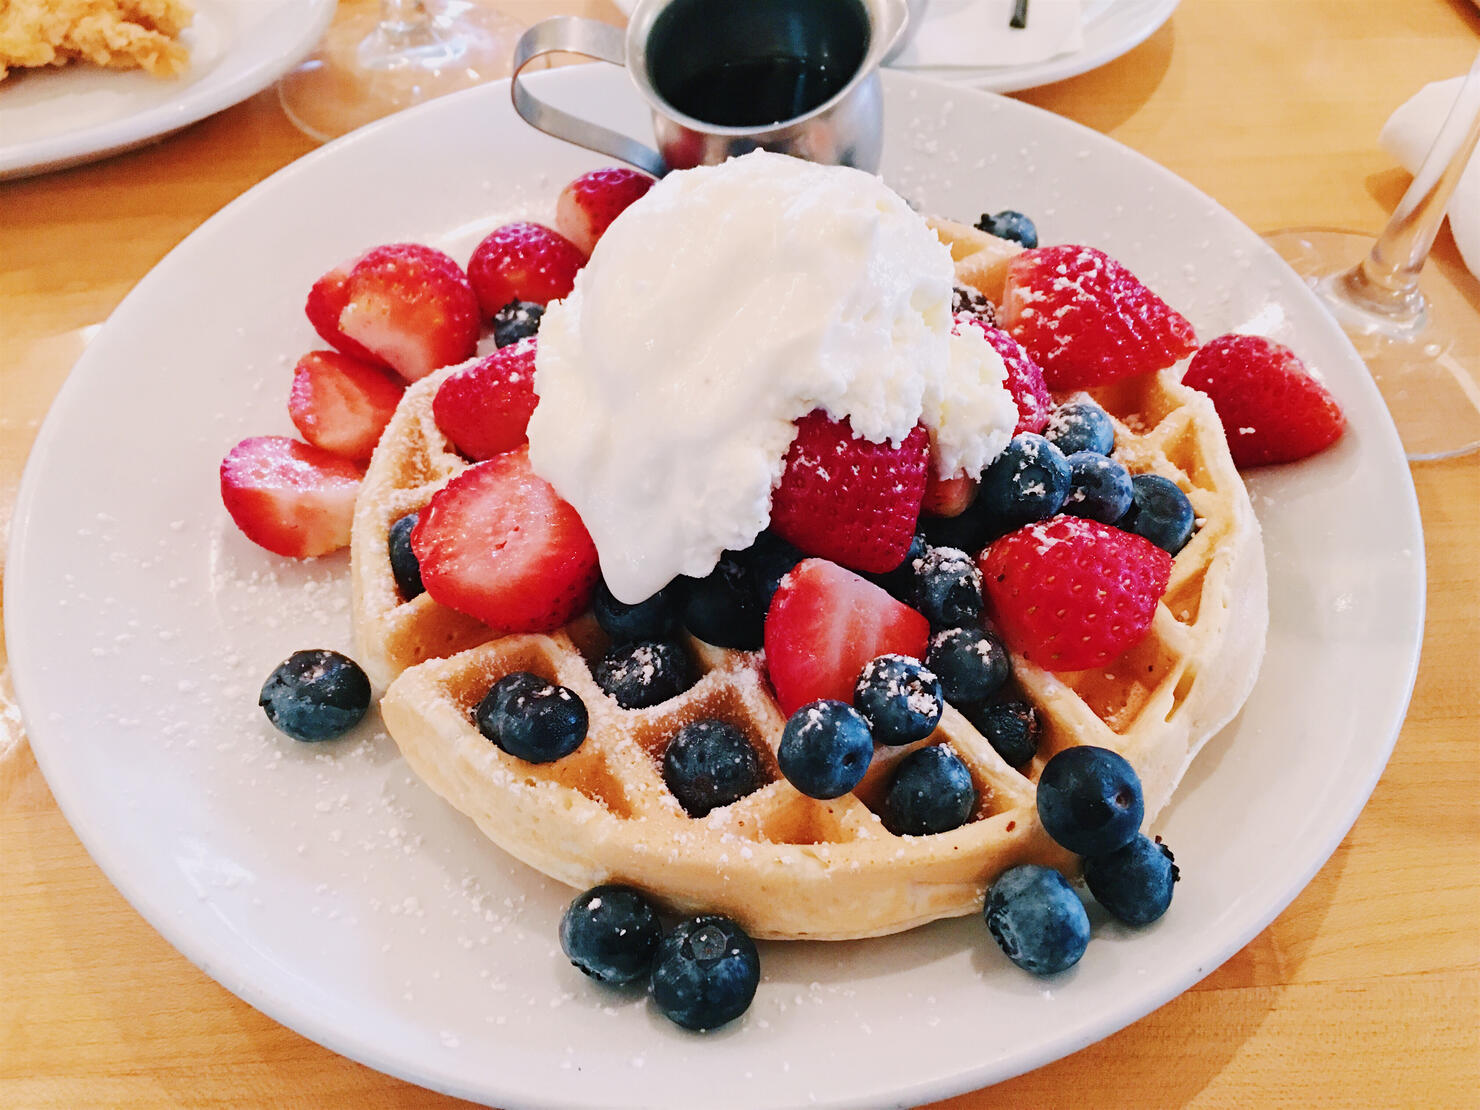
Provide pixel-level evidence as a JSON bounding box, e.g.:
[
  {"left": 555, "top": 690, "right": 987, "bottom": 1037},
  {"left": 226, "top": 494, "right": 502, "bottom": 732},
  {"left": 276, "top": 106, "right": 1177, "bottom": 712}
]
[{"left": 3, "top": 0, "right": 1478, "bottom": 1106}]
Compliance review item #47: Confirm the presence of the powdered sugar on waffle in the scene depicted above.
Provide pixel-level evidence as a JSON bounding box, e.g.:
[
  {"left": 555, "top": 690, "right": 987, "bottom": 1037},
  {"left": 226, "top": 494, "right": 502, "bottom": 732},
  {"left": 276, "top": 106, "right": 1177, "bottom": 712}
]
[{"left": 528, "top": 151, "right": 1016, "bottom": 603}]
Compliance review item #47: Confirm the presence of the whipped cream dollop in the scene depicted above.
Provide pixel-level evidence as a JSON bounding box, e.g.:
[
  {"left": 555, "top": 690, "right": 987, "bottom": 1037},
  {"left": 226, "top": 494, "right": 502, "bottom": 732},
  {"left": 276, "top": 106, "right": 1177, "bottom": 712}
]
[{"left": 527, "top": 150, "right": 1016, "bottom": 604}]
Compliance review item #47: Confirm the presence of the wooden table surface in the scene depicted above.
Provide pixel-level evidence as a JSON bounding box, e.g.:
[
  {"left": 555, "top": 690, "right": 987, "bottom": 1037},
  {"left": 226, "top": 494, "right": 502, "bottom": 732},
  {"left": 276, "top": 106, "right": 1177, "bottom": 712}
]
[{"left": 3, "top": 0, "right": 1478, "bottom": 1106}]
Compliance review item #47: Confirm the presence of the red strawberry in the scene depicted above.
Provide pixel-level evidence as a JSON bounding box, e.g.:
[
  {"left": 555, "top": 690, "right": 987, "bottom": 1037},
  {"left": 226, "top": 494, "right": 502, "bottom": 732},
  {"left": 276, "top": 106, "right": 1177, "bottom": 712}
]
[
  {"left": 556, "top": 167, "right": 655, "bottom": 255},
  {"left": 410, "top": 448, "right": 598, "bottom": 633},
  {"left": 999, "top": 245, "right": 1198, "bottom": 390},
  {"left": 305, "top": 258, "right": 379, "bottom": 365},
  {"left": 922, "top": 470, "right": 977, "bottom": 517},
  {"left": 219, "top": 436, "right": 364, "bottom": 558},
  {"left": 432, "top": 337, "right": 539, "bottom": 461},
  {"left": 467, "top": 222, "right": 586, "bottom": 318},
  {"left": 764, "top": 558, "right": 930, "bottom": 715},
  {"left": 1183, "top": 334, "right": 1345, "bottom": 467},
  {"left": 769, "top": 411, "right": 929, "bottom": 575},
  {"left": 288, "top": 350, "right": 405, "bottom": 462},
  {"left": 980, "top": 516, "right": 1172, "bottom": 673},
  {"left": 330, "top": 243, "right": 481, "bottom": 383},
  {"left": 958, "top": 318, "right": 1052, "bottom": 436}
]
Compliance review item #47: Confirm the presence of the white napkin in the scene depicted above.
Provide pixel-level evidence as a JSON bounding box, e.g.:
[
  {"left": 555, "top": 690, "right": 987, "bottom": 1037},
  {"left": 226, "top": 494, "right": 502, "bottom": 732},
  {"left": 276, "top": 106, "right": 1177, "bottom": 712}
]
[
  {"left": 891, "top": 0, "right": 1084, "bottom": 68},
  {"left": 1379, "top": 74, "right": 1480, "bottom": 279}
]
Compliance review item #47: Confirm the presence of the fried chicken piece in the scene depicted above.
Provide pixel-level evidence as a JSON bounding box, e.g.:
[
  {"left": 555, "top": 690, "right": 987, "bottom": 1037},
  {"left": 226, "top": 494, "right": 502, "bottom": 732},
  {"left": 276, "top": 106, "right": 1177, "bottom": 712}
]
[{"left": 0, "top": 0, "right": 194, "bottom": 82}]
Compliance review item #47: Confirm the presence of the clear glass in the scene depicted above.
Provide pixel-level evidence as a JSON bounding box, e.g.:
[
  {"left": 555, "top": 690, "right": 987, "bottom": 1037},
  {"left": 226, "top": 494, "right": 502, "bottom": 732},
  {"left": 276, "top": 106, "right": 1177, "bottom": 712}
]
[
  {"left": 1264, "top": 50, "right": 1480, "bottom": 462},
  {"left": 279, "top": 0, "right": 525, "bottom": 143}
]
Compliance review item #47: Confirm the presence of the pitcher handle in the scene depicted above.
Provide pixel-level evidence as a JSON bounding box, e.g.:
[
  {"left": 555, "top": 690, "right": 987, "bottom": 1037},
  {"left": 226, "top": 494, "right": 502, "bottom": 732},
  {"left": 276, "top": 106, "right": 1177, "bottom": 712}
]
[{"left": 511, "top": 17, "right": 668, "bottom": 178}]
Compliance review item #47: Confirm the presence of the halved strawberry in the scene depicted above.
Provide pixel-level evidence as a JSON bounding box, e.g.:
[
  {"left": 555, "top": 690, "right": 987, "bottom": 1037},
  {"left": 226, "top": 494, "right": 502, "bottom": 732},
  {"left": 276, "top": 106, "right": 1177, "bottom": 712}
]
[
  {"left": 764, "top": 558, "right": 931, "bottom": 716},
  {"left": 980, "top": 516, "right": 1172, "bottom": 672},
  {"left": 305, "top": 258, "right": 379, "bottom": 365},
  {"left": 556, "top": 167, "right": 656, "bottom": 255},
  {"left": 326, "top": 243, "right": 480, "bottom": 383},
  {"left": 957, "top": 317, "right": 1052, "bottom": 436},
  {"left": 923, "top": 470, "right": 977, "bottom": 517},
  {"left": 431, "top": 338, "right": 538, "bottom": 461},
  {"left": 467, "top": 222, "right": 586, "bottom": 318},
  {"left": 769, "top": 411, "right": 929, "bottom": 575},
  {"left": 410, "top": 448, "right": 598, "bottom": 633},
  {"left": 288, "top": 350, "right": 405, "bottom": 462},
  {"left": 219, "top": 436, "right": 364, "bottom": 558},
  {"left": 1183, "top": 333, "right": 1345, "bottom": 467},
  {"left": 999, "top": 245, "right": 1198, "bottom": 390}
]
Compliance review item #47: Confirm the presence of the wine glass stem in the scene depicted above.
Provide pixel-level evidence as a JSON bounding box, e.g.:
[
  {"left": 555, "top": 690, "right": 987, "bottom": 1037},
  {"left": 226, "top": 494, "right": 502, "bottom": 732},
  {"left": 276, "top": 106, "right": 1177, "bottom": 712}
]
[
  {"left": 381, "top": 0, "right": 433, "bottom": 33},
  {"left": 1342, "top": 49, "right": 1480, "bottom": 324}
]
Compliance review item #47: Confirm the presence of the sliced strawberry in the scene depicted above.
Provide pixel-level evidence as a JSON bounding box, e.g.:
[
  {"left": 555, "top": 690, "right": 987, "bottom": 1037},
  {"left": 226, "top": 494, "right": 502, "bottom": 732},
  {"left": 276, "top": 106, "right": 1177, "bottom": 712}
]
[
  {"left": 219, "top": 436, "right": 364, "bottom": 558},
  {"left": 288, "top": 350, "right": 405, "bottom": 462},
  {"left": 305, "top": 257, "right": 380, "bottom": 365},
  {"left": 556, "top": 167, "right": 656, "bottom": 255},
  {"left": 764, "top": 558, "right": 930, "bottom": 716},
  {"left": 411, "top": 448, "right": 598, "bottom": 633},
  {"left": 957, "top": 317, "right": 1052, "bottom": 436},
  {"left": 980, "top": 516, "right": 1172, "bottom": 672},
  {"left": 467, "top": 222, "right": 586, "bottom": 318},
  {"left": 923, "top": 470, "right": 977, "bottom": 517},
  {"left": 769, "top": 411, "right": 929, "bottom": 575},
  {"left": 999, "top": 245, "right": 1198, "bottom": 390},
  {"left": 431, "top": 338, "right": 539, "bottom": 461},
  {"left": 328, "top": 243, "right": 480, "bottom": 383},
  {"left": 1183, "top": 333, "right": 1345, "bottom": 467}
]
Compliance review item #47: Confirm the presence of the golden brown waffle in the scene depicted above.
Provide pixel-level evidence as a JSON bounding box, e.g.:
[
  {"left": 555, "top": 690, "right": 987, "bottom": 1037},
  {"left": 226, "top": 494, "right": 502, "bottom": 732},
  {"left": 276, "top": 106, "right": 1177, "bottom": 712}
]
[{"left": 354, "top": 226, "right": 1267, "bottom": 940}]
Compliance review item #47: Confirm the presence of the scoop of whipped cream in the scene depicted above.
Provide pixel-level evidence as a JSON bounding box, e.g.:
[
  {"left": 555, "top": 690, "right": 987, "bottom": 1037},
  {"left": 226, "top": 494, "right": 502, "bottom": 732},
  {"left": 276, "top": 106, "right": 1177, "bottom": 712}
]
[{"left": 527, "top": 150, "right": 1015, "bottom": 604}]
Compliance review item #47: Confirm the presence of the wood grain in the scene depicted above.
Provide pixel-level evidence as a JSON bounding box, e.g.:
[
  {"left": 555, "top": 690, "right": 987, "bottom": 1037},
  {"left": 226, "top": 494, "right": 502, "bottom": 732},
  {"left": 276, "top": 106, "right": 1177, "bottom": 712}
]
[{"left": 3, "top": 0, "right": 1478, "bottom": 1107}]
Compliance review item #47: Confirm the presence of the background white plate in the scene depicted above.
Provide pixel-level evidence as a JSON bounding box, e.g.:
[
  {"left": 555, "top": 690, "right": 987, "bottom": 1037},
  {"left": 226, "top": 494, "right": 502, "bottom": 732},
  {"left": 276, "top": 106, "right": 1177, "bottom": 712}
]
[
  {"left": 892, "top": 0, "right": 1182, "bottom": 92},
  {"left": 0, "top": 0, "right": 335, "bottom": 179},
  {"left": 5, "top": 67, "right": 1423, "bottom": 1109}
]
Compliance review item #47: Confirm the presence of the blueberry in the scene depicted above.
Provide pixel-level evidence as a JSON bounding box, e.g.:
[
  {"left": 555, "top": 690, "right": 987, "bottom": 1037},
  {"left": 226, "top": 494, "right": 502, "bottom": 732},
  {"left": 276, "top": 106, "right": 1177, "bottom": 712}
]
[
  {"left": 1045, "top": 400, "right": 1116, "bottom": 457},
  {"left": 952, "top": 283, "right": 996, "bottom": 323},
  {"left": 259, "top": 649, "right": 371, "bottom": 742},
  {"left": 475, "top": 673, "right": 587, "bottom": 763},
  {"left": 649, "top": 915, "right": 760, "bottom": 1031},
  {"left": 854, "top": 655, "right": 943, "bottom": 747},
  {"left": 491, "top": 299, "right": 544, "bottom": 347},
  {"left": 1036, "top": 746, "right": 1144, "bottom": 856},
  {"left": 926, "top": 627, "right": 1011, "bottom": 706},
  {"left": 977, "top": 434, "right": 1071, "bottom": 532},
  {"left": 388, "top": 512, "right": 425, "bottom": 601},
  {"left": 870, "top": 532, "right": 929, "bottom": 601},
  {"left": 559, "top": 884, "right": 663, "bottom": 985},
  {"left": 592, "top": 579, "right": 682, "bottom": 643},
  {"left": 1122, "top": 474, "right": 1195, "bottom": 555},
  {"left": 778, "top": 700, "right": 874, "bottom": 799},
  {"left": 963, "top": 699, "right": 1040, "bottom": 768},
  {"left": 881, "top": 745, "right": 977, "bottom": 836},
  {"left": 662, "top": 720, "right": 766, "bottom": 817},
  {"left": 1083, "top": 834, "right": 1179, "bottom": 926},
  {"left": 984, "top": 864, "right": 1091, "bottom": 975},
  {"left": 594, "top": 640, "right": 695, "bottom": 709},
  {"left": 740, "top": 531, "right": 805, "bottom": 610},
  {"left": 909, "top": 546, "right": 983, "bottom": 629},
  {"left": 683, "top": 552, "right": 764, "bottom": 650},
  {"left": 1063, "top": 452, "right": 1134, "bottom": 524},
  {"left": 976, "top": 209, "right": 1039, "bottom": 249},
  {"left": 920, "top": 505, "right": 996, "bottom": 556}
]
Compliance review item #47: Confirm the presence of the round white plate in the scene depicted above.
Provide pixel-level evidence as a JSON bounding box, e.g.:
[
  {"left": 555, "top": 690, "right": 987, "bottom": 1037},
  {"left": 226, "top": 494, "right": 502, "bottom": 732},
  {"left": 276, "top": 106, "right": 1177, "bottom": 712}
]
[
  {"left": 0, "top": 0, "right": 335, "bottom": 180},
  {"left": 5, "top": 67, "right": 1423, "bottom": 1109},
  {"left": 892, "top": 0, "right": 1181, "bottom": 92}
]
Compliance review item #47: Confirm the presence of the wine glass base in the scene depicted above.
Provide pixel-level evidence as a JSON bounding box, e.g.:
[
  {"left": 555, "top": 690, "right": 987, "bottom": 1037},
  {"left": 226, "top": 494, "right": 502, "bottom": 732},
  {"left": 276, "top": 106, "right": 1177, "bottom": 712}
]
[
  {"left": 279, "top": 1, "right": 525, "bottom": 143},
  {"left": 1265, "top": 227, "right": 1480, "bottom": 461}
]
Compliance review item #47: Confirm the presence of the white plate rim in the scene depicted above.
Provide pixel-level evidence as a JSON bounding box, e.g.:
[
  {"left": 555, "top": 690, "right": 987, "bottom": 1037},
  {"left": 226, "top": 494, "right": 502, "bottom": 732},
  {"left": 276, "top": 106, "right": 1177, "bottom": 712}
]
[
  {"left": 4, "top": 67, "right": 1426, "bottom": 1109},
  {"left": 891, "top": 0, "right": 1182, "bottom": 92},
  {"left": 0, "top": 0, "right": 336, "bottom": 179}
]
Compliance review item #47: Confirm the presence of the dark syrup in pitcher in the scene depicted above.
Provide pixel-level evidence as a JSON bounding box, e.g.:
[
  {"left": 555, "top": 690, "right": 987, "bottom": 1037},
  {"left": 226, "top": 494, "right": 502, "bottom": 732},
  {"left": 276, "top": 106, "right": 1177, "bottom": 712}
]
[
  {"left": 646, "top": 0, "right": 869, "bottom": 129},
  {"left": 665, "top": 56, "right": 853, "bottom": 128}
]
